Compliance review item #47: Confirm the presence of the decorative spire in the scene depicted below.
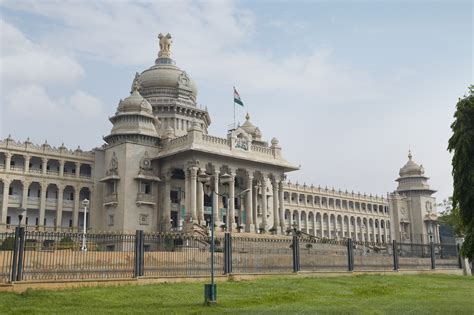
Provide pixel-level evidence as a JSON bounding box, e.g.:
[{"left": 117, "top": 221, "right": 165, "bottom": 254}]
[
  {"left": 157, "top": 33, "right": 172, "bottom": 58},
  {"left": 408, "top": 150, "right": 412, "bottom": 160},
  {"left": 131, "top": 72, "right": 141, "bottom": 94},
  {"left": 245, "top": 112, "right": 250, "bottom": 121}
]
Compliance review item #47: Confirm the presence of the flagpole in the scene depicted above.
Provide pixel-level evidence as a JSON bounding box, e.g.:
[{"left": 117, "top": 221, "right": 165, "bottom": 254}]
[{"left": 233, "top": 101, "right": 236, "bottom": 130}]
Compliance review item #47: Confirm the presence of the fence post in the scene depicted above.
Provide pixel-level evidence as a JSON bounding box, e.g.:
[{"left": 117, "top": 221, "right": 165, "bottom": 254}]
[
  {"left": 224, "top": 233, "right": 232, "bottom": 274},
  {"left": 292, "top": 235, "right": 300, "bottom": 272},
  {"left": 10, "top": 227, "right": 20, "bottom": 282},
  {"left": 134, "top": 230, "right": 145, "bottom": 277},
  {"left": 347, "top": 238, "right": 354, "bottom": 271},
  {"left": 430, "top": 242, "right": 435, "bottom": 270},
  {"left": 134, "top": 230, "right": 139, "bottom": 277},
  {"left": 457, "top": 244, "right": 462, "bottom": 269},
  {"left": 139, "top": 230, "right": 144, "bottom": 276},
  {"left": 392, "top": 240, "right": 399, "bottom": 271},
  {"left": 15, "top": 227, "right": 25, "bottom": 282}
]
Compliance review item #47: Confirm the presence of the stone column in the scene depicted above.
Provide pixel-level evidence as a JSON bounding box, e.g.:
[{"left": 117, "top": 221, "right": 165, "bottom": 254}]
[
  {"left": 162, "top": 172, "right": 172, "bottom": 232},
  {"left": 184, "top": 169, "right": 190, "bottom": 223},
  {"left": 212, "top": 171, "right": 220, "bottom": 226},
  {"left": 21, "top": 181, "right": 29, "bottom": 225},
  {"left": 228, "top": 172, "right": 235, "bottom": 231},
  {"left": 59, "top": 160, "right": 65, "bottom": 177},
  {"left": 189, "top": 167, "right": 198, "bottom": 223},
  {"left": 260, "top": 177, "right": 267, "bottom": 231},
  {"left": 279, "top": 182, "right": 285, "bottom": 234},
  {"left": 75, "top": 162, "right": 81, "bottom": 178},
  {"left": 197, "top": 180, "right": 204, "bottom": 225},
  {"left": 24, "top": 155, "right": 30, "bottom": 174},
  {"left": 56, "top": 185, "right": 63, "bottom": 230},
  {"left": 4, "top": 153, "right": 11, "bottom": 171},
  {"left": 245, "top": 174, "right": 254, "bottom": 232},
  {"left": 272, "top": 179, "right": 279, "bottom": 234},
  {"left": 1, "top": 179, "right": 10, "bottom": 224},
  {"left": 252, "top": 182, "right": 258, "bottom": 233},
  {"left": 39, "top": 182, "right": 47, "bottom": 229},
  {"left": 312, "top": 212, "right": 317, "bottom": 236},
  {"left": 73, "top": 186, "right": 80, "bottom": 229},
  {"left": 42, "top": 157, "right": 48, "bottom": 176}
]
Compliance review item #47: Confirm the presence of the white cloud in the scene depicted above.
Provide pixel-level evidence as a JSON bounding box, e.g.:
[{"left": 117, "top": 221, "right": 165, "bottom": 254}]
[
  {"left": 6, "top": 84, "right": 103, "bottom": 119},
  {"left": 0, "top": 19, "right": 84, "bottom": 87}
]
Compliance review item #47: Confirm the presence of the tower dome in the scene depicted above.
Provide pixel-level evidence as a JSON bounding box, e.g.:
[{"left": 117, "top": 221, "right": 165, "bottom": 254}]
[
  {"left": 395, "top": 151, "right": 435, "bottom": 195},
  {"left": 399, "top": 151, "right": 424, "bottom": 177},
  {"left": 104, "top": 85, "right": 159, "bottom": 145}
]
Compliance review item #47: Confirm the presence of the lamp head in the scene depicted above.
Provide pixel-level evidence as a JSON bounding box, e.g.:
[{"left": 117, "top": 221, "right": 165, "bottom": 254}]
[
  {"left": 82, "top": 199, "right": 90, "bottom": 207},
  {"left": 197, "top": 169, "right": 211, "bottom": 184},
  {"left": 15, "top": 208, "right": 26, "bottom": 217}
]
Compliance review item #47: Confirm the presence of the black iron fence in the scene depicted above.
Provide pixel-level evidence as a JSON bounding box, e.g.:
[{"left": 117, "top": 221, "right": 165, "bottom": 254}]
[{"left": 0, "top": 228, "right": 463, "bottom": 284}]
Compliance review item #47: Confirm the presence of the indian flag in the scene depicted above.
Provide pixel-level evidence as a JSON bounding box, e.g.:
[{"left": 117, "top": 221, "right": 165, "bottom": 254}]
[{"left": 233, "top": 86, "right": 244, "bottom": 107}]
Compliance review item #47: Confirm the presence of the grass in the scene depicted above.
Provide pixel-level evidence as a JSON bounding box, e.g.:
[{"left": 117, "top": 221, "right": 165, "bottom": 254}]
[{"left": 0, "top": 274, "right": 473, "bottom": 314}]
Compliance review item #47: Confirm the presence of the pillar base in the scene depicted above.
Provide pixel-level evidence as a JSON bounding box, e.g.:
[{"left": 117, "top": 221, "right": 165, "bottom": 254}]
[{"left": 245, "top": 224, "right": 255, "bottom": 233}]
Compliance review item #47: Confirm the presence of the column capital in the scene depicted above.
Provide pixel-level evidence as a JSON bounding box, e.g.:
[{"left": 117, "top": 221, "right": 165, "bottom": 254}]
[
  {"left": 41, "top": 157, "right": 48, "bottom": 164},
  {"left": 4, "top": 151, "right": 11, "bottom": 158},
  {"left": 24, "top": 154, "right": 31, "bottom": 161},
  {"left": 1, "top": 178, "right": 11, "bottom": 186}
]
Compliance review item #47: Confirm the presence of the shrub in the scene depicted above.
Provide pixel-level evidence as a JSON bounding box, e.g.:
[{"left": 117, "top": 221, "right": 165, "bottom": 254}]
[{"left": 1, "top": 237, "right": 15, "bottom": 250}]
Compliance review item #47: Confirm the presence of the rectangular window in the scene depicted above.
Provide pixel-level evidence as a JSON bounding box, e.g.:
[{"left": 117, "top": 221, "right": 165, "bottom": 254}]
[
  {"left": 108, "top": 215, "right": 114, "bottom": 226},
  {"left": 170, "top": 190, "right": 179, "bottom": 203},
  {"left": 44, "top": 218, "right": 47, "bottom": 226},
  {"left": 35, "top": 218, "right": 39, "bottom": 226},
  {"left": 8, "top": 187, "right": 12, "bottom": 195},
  {"left": 6, "top": 216, "right": 11, "bottom": 224},
  {"left": 69, "top": 220, "right": 73, "bottom": 227},
  {"left": 141, "top": 182, "right": 151, "bottom": 194},
  {"left": 25, "top": 217, "right": 29, "bottom": 225}
]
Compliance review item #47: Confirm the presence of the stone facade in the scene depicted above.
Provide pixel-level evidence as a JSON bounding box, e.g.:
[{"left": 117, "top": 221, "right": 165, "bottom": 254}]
[{"left": 0, "top": 34, "right": 439, "bottom": 244}]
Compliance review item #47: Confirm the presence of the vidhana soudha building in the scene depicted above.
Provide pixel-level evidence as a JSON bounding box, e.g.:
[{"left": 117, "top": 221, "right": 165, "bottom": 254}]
[{"left": 0, "top": 34, "right": 440, "bottom": 244}]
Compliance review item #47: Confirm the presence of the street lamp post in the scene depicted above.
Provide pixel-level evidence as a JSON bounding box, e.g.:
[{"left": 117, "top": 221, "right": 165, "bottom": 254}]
[
  {"left": 81, "top": 199, "right": 90, "bottom": 252},
  {"left": 198, "top": 170, "right": 218, "bottom": 305},
  {"left": 15, "top": 208, "right": 26, "bottom": 228}
]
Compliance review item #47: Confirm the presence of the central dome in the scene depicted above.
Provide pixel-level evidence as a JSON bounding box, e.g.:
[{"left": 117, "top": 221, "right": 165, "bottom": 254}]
[{"left": 139, "top": 59, "right": 198, "bottom": 98}]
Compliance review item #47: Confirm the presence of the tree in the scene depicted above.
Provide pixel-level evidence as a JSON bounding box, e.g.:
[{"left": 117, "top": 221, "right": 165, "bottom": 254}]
[
  {"left": 438, "top": 198, "right": 464, "bottom": 237},
  {"left": 448, "top": 85, "right": 474, "bottom": 262}
]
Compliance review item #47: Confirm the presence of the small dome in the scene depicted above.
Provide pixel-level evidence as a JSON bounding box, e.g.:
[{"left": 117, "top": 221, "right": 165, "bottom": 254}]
[
  {"left": 241, "top": 113, "right": 258, "bottom": 134},
  {"left": 117, "top": 89, "right": 153, "bottom": 115},
  {"left": 399, "top": 151, "right": 424, "bottom": 177}
]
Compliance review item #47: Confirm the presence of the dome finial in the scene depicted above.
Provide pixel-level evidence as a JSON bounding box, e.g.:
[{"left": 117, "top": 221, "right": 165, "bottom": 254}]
[
  {"left": 408, "top": 150, "right": 412, "bottom": 160},
  {"left": 157, "top": 33, "right": 172, "bottom": 58},
  {"left": 245, "top": 112, "right": 250, "bottom": 121}
]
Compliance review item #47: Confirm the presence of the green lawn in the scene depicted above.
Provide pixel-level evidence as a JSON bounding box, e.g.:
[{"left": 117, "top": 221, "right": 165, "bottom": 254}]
[{"left": 0, "top": 274, "right": 473, "bottom": 314}]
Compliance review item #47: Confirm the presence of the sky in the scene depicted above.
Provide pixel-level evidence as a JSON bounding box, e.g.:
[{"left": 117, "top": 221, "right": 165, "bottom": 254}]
[{"left": 0, "top": 0, "right": 472, "bottom": 203}]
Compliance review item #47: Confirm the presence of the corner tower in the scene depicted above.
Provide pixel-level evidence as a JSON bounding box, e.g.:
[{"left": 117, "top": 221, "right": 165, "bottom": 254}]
[{"left": 389, "top": 151, "right": 439, "bottom": 243}]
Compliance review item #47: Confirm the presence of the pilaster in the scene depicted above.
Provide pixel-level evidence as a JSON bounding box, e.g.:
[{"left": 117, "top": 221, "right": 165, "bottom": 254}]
[
  {"left": 212, "top": 171, "right": 220, "bottom": 226},
  {"left": 1, "top": 179, "right": 10, "bottom": 224},
  {"left": 260, "top": 176, "right": 267, "bottom": 232},
  {"left": 272, "top": 178, "right": 279, "bottom": 234},
  {"left": 56, "top": 184, "right": 63, "bottom": 230},
  {"left": 245, "top": 174, "right": 254, "bottom": 233},
  {"left": 228, "top": 171, "right": 236, "bottom": 231},
  {"left": 39, "top": 182, "right": 47, "bottom": 229},
  {"left": 279, "top": 181, "right": 285, "bottom": 234},
  {"left": 72, "top": 186, "right": 80, "bottom": 230},
  {"left": 24, "top": 155, "right": 30, "bottom": 174}
]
